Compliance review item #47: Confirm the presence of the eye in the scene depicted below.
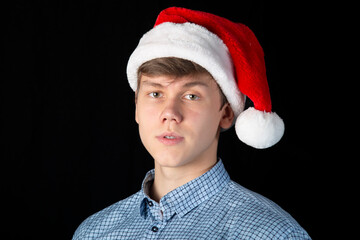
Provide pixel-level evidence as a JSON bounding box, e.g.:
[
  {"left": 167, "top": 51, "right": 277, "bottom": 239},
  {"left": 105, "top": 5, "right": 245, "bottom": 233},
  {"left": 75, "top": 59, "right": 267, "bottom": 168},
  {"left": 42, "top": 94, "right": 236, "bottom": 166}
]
[
  {"left": 148, "top": 92, "right": 162, "bottom": 98},
  {"left": 184, "top": 94, "right": 200, "bottom": 101}
]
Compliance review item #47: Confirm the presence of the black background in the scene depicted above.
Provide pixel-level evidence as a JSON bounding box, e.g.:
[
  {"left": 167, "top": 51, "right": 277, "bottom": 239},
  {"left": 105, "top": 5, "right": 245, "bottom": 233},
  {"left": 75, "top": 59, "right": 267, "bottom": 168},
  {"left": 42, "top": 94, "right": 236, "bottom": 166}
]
[{"left": 3, "top": 0, "right": 339, "bottom": 239}]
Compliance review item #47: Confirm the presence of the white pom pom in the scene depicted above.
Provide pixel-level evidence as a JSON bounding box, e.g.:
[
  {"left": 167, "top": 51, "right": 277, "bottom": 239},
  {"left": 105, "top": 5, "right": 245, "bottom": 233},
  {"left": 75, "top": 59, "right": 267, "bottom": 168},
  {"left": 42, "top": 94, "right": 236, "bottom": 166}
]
[{"left": 235, "top": 107, "right": 285, "bottom": 149}]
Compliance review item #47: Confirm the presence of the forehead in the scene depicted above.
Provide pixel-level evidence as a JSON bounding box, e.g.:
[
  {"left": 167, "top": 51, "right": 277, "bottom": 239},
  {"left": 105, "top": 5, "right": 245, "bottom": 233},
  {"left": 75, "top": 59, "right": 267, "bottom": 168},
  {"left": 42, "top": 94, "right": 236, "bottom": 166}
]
[{"left": 139, "top": 73, "right": 217, "bottom": 89}]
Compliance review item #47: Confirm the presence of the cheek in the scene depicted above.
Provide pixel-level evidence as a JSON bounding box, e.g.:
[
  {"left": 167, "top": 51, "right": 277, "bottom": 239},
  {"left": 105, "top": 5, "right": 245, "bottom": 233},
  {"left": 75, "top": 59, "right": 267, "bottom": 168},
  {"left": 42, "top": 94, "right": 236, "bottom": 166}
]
[
  {"left": 185, "top": 107, "right": 221, "bottom": 137},
  {"left": 136, "top": 104, "right": 158, "bottom": 142},
  {"left": 136, "top": 103, "right": 157, "bottom": 125}
]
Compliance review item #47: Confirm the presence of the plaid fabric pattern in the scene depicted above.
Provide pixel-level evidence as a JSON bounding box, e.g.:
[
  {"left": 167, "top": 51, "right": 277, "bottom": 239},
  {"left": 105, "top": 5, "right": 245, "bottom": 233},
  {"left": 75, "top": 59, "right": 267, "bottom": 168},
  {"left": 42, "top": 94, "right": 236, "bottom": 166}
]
[{"left": 73, "top": 160, "right": 311, "bottom": 239}]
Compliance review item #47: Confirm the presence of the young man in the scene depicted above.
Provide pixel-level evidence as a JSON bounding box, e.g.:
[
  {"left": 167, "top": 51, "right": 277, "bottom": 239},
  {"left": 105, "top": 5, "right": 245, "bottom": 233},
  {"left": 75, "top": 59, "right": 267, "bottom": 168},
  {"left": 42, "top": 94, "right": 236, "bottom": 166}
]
[{"left": 73, "top": 7, "right": 311, "bottom": 239}]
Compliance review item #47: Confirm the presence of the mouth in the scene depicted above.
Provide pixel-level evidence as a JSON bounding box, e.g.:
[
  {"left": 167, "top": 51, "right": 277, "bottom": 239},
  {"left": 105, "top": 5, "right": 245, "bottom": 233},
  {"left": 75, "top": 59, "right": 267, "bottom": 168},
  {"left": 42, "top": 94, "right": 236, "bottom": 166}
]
[
  {"left": 164, "top": 136, "right": 176, "bottom": 139},
  {"left": 156, "top": 132, "right": 184, "bottom": 146}
]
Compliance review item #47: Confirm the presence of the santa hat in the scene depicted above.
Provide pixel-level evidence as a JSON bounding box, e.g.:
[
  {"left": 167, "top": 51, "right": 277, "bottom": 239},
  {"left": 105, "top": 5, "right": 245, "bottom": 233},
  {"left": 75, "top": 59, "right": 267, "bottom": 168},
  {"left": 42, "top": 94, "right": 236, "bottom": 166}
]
[{"left": 127, "top": 7, "right": 284, "bottom": 149}]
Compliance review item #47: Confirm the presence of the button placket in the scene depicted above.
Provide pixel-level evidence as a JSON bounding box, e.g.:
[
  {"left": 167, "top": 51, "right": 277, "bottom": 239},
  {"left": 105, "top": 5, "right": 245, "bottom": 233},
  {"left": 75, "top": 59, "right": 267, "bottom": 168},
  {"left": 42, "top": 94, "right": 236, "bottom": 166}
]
[
  {"left": 149, "top": 204, "right": 167, "bottom": 236},
  {"left": 149, "top": 220, "right": 168, "bottom": 236}
]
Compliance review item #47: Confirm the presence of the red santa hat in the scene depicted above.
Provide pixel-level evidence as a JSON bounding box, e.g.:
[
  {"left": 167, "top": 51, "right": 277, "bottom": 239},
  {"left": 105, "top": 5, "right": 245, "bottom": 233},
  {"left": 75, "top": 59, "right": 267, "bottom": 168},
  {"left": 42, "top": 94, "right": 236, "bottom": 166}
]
[{"left": 127, "top": 7, "right": 284, "bottom": 149}]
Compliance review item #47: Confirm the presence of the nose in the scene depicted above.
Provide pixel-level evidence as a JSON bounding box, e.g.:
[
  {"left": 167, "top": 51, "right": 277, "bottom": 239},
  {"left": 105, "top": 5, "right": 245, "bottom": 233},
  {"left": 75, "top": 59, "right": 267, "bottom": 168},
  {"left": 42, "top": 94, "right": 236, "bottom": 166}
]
[{"left": 160, "top": 99, "right": 183, "bottom": 124}]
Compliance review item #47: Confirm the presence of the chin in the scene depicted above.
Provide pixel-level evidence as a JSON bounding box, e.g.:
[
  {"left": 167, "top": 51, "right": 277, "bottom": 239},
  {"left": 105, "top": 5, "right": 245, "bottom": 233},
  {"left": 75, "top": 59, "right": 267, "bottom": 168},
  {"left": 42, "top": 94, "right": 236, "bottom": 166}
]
[{"left": 153, "top": 151, "right": 191, "bottom": 168}]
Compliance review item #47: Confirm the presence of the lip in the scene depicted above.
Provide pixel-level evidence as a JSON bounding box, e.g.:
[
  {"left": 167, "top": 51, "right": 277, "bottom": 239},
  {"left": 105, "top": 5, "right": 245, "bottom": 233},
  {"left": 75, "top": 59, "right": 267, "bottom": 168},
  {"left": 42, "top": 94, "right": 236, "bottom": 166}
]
[{"left": 156, "top": 132, "right": 184, "bottom": 146}]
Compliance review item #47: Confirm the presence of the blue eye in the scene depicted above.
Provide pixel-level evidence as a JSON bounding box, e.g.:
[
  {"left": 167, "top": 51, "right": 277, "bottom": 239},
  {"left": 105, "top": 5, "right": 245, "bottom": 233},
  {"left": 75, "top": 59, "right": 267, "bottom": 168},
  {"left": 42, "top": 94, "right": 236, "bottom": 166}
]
[{"left": 185, "top": 94, "right": 200, "bottom": 101}]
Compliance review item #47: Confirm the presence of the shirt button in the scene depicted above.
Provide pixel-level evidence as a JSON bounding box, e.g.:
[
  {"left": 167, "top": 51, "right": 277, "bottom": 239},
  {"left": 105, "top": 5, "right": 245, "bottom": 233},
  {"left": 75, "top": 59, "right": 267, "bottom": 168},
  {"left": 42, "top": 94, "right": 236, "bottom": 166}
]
[
  {"left": 148, "top": 201, "right": 153, "bottom": 207},
  {"left": 151, "top": 226, "right": 159, "bottom": 232}
]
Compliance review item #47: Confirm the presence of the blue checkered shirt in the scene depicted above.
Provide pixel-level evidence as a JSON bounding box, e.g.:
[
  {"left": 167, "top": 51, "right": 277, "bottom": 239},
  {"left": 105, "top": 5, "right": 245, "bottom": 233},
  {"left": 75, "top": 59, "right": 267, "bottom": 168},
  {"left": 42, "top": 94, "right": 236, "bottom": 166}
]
[{"left": 73, "top": 160, "right": 311, "bottom": 239}]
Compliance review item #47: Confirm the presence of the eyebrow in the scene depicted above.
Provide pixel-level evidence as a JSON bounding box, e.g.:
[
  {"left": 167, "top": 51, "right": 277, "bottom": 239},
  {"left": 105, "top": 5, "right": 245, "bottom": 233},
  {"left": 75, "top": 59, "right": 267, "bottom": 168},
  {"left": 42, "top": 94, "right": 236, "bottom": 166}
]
[
  {"left": 183, "top": 81, "right": 209, "bottom": 88},
  {"left": 141, "top": 81, "right": 164, "bottom": 88},
  {"left": 140, "top": 80, "right": 210, "bottom": 89}
]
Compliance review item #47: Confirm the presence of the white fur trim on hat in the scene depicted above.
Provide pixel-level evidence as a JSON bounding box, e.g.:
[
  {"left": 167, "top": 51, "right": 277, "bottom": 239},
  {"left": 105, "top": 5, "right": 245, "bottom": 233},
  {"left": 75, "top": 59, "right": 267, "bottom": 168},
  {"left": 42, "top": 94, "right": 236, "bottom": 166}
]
[
  {"left": 235, "top": 107, "right": 285, "bottom": 149},
  {"left": 126, "top": 22, "right": 245, "bottom": 117}
]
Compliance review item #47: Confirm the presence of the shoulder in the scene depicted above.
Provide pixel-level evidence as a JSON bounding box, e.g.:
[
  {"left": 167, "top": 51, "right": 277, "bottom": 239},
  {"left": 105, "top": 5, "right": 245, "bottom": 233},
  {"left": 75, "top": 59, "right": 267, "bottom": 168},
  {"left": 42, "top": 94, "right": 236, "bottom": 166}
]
[
  {"left": 72, "top": 191, "right": 141, "bottom": 240},
  {"left": 222, "top": 180, "right": 311, "bottom": 239}
]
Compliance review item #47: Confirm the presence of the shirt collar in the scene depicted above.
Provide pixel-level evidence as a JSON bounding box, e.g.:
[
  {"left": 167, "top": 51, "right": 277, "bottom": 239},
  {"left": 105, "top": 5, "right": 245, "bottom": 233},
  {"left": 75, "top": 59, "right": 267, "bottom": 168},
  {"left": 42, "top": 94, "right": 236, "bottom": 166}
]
[{"left": 139, "top": 159, "right": 230, "bottom": 220}]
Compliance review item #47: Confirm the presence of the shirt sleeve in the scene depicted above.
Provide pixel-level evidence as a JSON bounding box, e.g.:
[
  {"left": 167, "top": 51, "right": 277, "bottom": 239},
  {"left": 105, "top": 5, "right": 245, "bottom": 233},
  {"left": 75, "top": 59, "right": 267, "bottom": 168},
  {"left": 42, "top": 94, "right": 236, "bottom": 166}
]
[
  {"left": 284, "top": 227, "right": 312, "bottom": 240},
  {"left": 229, "top": 225, "right": 311, "bottom": 240}
]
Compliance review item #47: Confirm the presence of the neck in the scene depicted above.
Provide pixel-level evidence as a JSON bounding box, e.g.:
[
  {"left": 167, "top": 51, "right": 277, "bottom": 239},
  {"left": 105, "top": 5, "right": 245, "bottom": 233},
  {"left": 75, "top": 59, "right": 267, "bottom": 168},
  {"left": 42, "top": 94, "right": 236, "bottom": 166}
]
[{"left": 150, "top": 156, "right": 217, "bottom": 202}]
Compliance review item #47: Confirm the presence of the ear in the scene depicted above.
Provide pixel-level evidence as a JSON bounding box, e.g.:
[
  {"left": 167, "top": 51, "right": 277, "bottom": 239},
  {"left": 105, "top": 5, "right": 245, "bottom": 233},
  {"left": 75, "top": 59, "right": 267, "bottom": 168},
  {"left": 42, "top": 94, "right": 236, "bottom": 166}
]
[{"left": 219, "top": 103, "right": 234, "bottom": 130}]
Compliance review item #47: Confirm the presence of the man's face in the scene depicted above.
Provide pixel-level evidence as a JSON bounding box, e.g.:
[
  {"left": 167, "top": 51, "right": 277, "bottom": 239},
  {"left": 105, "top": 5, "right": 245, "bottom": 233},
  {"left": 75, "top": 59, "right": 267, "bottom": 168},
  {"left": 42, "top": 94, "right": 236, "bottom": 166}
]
[{"left": 135, "top": 73, "right": 233, "bottom": 169}]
